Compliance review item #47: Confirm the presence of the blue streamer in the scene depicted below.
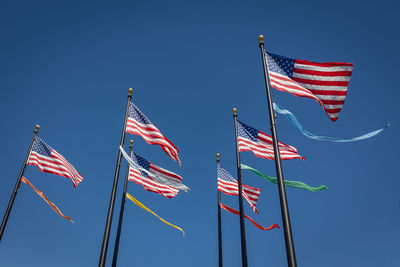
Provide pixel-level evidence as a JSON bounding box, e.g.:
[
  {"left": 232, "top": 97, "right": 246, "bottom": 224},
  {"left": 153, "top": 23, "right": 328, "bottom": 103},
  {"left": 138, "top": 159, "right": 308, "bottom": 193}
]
[{"left": 273, "top": 103, "right": 389, "bottom": 142}]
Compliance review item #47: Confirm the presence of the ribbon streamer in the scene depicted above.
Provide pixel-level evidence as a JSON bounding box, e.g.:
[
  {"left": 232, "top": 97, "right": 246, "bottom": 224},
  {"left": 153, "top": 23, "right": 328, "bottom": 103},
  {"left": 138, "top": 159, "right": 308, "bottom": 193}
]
[
  {"left": 120, "top": 146, "right": 189, "bottom": 192},
  {"left": 241, "top": 164, "right": 327, "bottom": 192},
  {"left": 21, "top": 176, "right": 74, "bottom": 223},
  {"left": 273, "top": 103, "right": 389, "bottom": 142},
  {"left": 126, "top": 192, "right": 185, "bottom": 236},
  {"left": 220, "top": 203, "right": 279, "bottom": 231}
]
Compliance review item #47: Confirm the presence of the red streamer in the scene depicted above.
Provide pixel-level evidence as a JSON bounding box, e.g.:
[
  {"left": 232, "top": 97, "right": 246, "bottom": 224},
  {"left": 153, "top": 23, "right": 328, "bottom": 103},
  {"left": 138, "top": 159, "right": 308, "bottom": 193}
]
[{"left": 220, "top": 203, "right": 279, "bottom": 231}]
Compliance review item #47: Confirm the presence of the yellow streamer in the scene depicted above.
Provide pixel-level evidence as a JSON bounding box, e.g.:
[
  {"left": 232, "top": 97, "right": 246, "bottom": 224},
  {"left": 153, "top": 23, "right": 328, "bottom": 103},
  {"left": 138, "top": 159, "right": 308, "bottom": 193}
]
[{"left": 126, "top": 193, "right": 185, "bottom": 236}]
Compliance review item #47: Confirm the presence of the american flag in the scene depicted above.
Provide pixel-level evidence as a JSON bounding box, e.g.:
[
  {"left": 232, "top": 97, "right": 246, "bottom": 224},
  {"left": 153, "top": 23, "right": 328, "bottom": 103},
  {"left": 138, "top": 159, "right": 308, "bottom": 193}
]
[
  {"left": 128, "top": 152, "right": 182, "bottom": 198},
  {"left": 217, "top": 165, "right": 261, "bottom": 214},
  {"left": 237, "top": 120, "right": 304, "bottom": 160},
  {"left": 126, "top": 101, "right": 181, "bottom": 165},
  {"left": 27, "top": 137, "right": 84, "bottom": 187},
  {"left": 266, "top": 51, "right": 353, "bottom": 122}
]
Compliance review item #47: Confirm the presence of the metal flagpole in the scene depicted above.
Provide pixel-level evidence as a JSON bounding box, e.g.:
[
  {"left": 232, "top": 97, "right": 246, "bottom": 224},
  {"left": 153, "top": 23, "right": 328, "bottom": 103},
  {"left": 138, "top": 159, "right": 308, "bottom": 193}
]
[
  {"left": 232, "top": 108, "right": 248, "bottom": 267},
  {"left": 99, "top": 88, "right": 133, "bottom": 267},
  {"left": 111, "top": 140, "right": 133, "bottom": 267},
  {"left": 257, "top": 35, "right": 297, "bottom": 267},
  {"left": 216, "top": 153, "right": 223, "bottom": 267},
  {"left": 0, "top": 124, "right": 40, "bottom": 242}
]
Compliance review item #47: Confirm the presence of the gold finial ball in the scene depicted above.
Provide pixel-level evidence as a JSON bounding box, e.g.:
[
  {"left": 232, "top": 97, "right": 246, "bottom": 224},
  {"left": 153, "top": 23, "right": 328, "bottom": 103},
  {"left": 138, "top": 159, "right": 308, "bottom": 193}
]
[
  {"left": 35, "top": 125, "right": 40, "bottom": 130},
  {"left": 216, "top": 153, "right": 220, "bottom": 157},
  {"left": 232, "top": 108, "right": 237, "bottom": 115},
  {"left": 130, "top": 140, "right": 134, "bottom": 144},
  {"left": 128, "top": 88, "right": 133, "bottom": 94},
  {"left": 258, "top": 35, "right": 264, "bottom": 43}
]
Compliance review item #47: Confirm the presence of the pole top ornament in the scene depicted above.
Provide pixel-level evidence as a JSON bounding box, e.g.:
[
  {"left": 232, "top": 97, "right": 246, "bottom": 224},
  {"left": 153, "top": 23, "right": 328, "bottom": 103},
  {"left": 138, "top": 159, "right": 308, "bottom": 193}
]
[
  {"left": 258, "top": 35, "right": 264, "bottom": 44},
  {"left": 130, "top": 140, "right": 134, "bottom": 145},
  {"left": 128, "top": 88, "right": 133, "bottom": 96},
  {"left": 232, "top": 108, "right": 237, "bottom": 116},
  {"left": 35, "top": 125, "right": 40, "bottom": 130}
]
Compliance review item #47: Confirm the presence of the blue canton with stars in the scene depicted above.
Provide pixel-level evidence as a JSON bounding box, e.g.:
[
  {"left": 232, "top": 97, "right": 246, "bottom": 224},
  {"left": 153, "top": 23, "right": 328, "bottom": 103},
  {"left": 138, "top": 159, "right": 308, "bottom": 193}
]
[
  {"left": 237, "top": 120, "right": 259, "bottom": 142},
  {"left": 131, "top": 152, "right": 151, "bottom": 177},
  {"left": 32, "top": 137, "right": 53, "bottom": 156},
  {"left": 129, "top": 102, "right": 152, "bottom": 124},
  {"left": 265, "top": 51, "right": 295, "bottom": 78},
  {"left": 217, "top": 165, "right": 236, "bottom": 182}
]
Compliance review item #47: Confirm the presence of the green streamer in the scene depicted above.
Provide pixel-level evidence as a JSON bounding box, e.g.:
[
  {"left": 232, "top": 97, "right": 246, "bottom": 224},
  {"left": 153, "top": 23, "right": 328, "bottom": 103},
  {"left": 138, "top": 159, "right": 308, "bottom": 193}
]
[{"left": 241, "top": 164, "right": 328, "bottom": 192}]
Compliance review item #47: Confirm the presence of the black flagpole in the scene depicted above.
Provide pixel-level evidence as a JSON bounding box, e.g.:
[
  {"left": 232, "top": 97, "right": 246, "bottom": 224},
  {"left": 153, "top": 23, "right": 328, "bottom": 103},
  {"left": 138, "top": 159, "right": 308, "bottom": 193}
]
[
  {"left": 111, "top": 139, "right": 133, "bottom": 267},
  {"left": 232, "top": 108, "right": 248, "bottom": 267},
  {"left": 216, "top": 153, "right": 223, "bottom": 267},
  {"left": 99, "top": 88, "right": 133, "bottom": 267},
  {"left": 0, "top": 124, "right": 40, "bottom": 242},
  {"left": 257, "top": 35, "right": 297, "bottom": 267}
]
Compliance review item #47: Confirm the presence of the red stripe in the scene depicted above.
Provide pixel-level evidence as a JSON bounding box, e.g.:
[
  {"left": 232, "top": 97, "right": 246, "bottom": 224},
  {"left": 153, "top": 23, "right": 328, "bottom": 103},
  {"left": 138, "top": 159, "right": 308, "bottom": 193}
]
[
  {"left": 295, "top": 59, "right": 353, "bottom": 67},
  {"left": 293, "top": 68, "right": 352, "bottom": 76},
  {"left": 308, "top": 90, "right": 348, "bottom": 96},
  {"left": 292, "top": 77, "right": 349, "bottom": 86},
  {"left": 324, "top": 108, "right": 341, "bottom": 113},
  {"left": 319, "top": 99, "right": 346, "bottom": 105}
]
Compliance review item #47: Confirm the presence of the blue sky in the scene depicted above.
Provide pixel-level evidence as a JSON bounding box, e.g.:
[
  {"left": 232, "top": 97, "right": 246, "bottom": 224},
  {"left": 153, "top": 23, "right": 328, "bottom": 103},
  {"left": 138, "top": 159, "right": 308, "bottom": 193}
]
[{"left": 0, "top": 0, "right": 399, "bottom": 266}]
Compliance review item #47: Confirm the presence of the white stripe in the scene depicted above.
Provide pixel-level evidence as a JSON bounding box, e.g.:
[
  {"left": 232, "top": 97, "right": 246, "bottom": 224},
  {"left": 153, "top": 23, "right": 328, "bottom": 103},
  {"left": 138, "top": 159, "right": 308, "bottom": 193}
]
[
  {"left": 313, "top": 94, "right": 347, "bottom": 101},
  {"left": 292, "top": 72, "right": 351, "bottom": 81},
  {"left": 324, "top": 104, "right": 344, "bottom": 109},
  {"left": 294, "top": 82, "right": 348, "bottom": 91},
  {"left": 328, "top": 112, "right": 339, "bottom": 118}
]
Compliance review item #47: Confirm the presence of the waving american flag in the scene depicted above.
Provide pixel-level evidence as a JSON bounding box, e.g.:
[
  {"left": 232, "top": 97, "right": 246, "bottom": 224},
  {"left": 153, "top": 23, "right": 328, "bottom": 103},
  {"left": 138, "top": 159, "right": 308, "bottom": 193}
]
[
  {"left": 126, "top": 101, "right": 181, "bottom": 165},
  {"left": 266, "top": 51, "right": 353, "bottom": 122},
  {"left": 128, "top": 151, "right": 187, "bottom": 198},
  {"left": 237, "top": 120, "right": 304, "bottom": 160},
  {"left": 217, "top": 165, "right": 261, "bottom": 214},
  {"left": 27, "top": 137, "right": 84, "bottom": 187}
]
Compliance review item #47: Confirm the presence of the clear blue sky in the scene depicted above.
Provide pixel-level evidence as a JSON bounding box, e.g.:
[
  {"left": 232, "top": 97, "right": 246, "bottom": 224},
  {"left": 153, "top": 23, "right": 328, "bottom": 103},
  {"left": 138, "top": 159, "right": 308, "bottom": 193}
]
[{"left": 1, "top": 0, "right": 399, "bottom": 266}]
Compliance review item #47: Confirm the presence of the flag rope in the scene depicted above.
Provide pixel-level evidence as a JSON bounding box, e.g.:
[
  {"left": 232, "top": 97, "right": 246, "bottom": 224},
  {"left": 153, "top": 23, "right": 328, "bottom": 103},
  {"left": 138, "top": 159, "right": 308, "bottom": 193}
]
[
  {"left": 126, "top": 192, "right": 185, "bottom": 236},
  {"left": 21, "top": 176, "right": 74, "bottom": 223},
  {"left": 241, "top": 164, "right": 327, "bottom": 192},
  {"left": 220, "top": 203, "right": 279, "bottom": 231},
  {"left": 273, "top": 103, "right": 389, "bottom": 142}
]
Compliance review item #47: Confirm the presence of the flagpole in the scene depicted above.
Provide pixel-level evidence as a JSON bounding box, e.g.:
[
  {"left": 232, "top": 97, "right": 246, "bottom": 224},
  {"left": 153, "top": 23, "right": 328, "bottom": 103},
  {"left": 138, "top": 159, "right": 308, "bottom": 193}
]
[
  {"left": 257, "top": 35, "right": 297, "bottom": 267},
  {"left": 232, "top": 108, "right": 248, "bottom": 267},
  {"left": 0, "top": 124, "right": 40, "bottom": 242},
  {"left": 99, "top": 88, "right": 133, "bottom": 267},
  {"left": 111, "top": 140, "right": 133, "bottom": 267},
  {"left": 216, "top": 153, "right": 223, "bottom": 267}
]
